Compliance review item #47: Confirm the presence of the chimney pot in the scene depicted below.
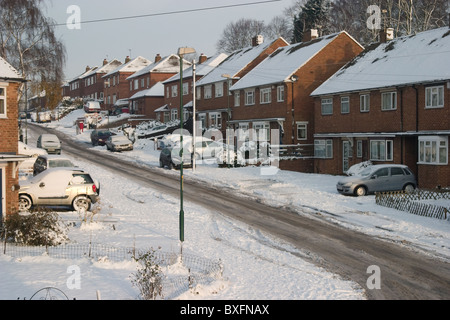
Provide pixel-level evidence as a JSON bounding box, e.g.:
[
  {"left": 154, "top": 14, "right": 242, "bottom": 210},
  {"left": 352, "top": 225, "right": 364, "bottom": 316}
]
[
  {"left": 380, "top": 28, "right": 394, "bottom": 43},
  {"left": 125, "top": 56, "right": 131, "bottom": 63},
  {"left": 155, "top": 54, "right": 161, "bottom": 62},
  {"left": 86, "top": 65, "right": 90, "bottom": 72},
  {"left": 103, "top": 59, "right": 108, "bottom": 66}
]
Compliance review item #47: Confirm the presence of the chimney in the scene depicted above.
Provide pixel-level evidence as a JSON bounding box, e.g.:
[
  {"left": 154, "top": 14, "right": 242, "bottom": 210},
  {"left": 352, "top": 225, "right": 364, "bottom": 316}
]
[
  {"left": 303, "top": 29, "right": 318, "bottom": 42},
  {"left": 125, "top": 56, "right": 131, "bottom": 63},
  {"left": 252, "top": 35, "right": 264, "bottom": 47},
  {"left": 198, "top": 53, "right": 207, "bottom": 64},
  {"left": 380, "top": 28, "right": 394, "bottom": 43},
  {"left": 103, "top": 59, "right": 108, "bottom": 66},
  {"left": 85, "top": 65, "right": 90, "bottom": 72},
  {"left": 155, "top": 54, "right": 161, "bottom": 63}
]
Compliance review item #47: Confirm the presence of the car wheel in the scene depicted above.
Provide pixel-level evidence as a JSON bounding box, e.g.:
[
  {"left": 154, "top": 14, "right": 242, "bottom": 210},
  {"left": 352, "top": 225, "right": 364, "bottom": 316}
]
[
  {"left": 72, "top": 195, "right": 91, "bottom": 212},
  {"left": 19, "top": 195, "right": 32, "bottom": 211},
  {"left": 404, "top": 184, "right": 415, "bottom": 193},
  {"left": 355, "top": 186, "right": 367, "bottom": 197}
]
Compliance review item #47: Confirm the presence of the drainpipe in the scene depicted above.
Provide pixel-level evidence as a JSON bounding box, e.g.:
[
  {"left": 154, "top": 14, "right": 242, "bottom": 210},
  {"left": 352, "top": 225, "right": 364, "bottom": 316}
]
[{"left": 399, "top": 87, "right": 404, "bottom": 164}]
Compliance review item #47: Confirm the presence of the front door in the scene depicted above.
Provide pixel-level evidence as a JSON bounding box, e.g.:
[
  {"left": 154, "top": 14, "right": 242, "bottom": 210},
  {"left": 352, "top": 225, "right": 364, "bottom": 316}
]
[{"left": 343, "top": 141, "right": 351, "bottom": 173}]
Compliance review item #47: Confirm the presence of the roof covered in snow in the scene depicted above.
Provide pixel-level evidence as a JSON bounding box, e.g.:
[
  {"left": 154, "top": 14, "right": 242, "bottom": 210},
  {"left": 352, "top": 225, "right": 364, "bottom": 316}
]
[
  {"left": 312, "top": 27, "right": 450, "bottom": 96},
  {"left": 196, "top": 38, "right": 289, "bottom": 87},
  {"left": 129, "top": 82, "right": 164, "bottom": 100},
  {"left": 81, "top": 59, "right": 123, "bottom": 79},
  {"left": 0, "top": 56, "right": 24, "bottom": 81},
  {"left": 127, "top": 54, "right": 190, "bottom": 80},
  {"left": 231, "top": 32, "right": 354, "bottom": 91},
  {"left": 163, "top": 53, "right": 229, "bottom": 83},
  {"left": 103, "top": 56, "right": 152, "bottom": 78}
]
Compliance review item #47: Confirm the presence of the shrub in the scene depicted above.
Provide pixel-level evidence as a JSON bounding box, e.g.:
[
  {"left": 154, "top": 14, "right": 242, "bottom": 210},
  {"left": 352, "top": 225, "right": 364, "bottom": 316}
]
[
  {"left": 2, "top": 207, "right": 68, "bottom": 246},
  {"left": 131, "top": 248, "right": 164, "bottom": 300}
]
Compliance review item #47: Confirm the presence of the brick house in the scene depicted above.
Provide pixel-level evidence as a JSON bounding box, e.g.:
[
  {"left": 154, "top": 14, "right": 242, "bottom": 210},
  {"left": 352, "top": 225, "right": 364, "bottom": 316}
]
[
  {"left": 0, "top": 57, "right": 28, "bottom": 220},
  {"left": 311, "top": 27, "right": 450, "bottom": 189},
  {"left": 102, "top": 56, "right": 152, "bottom": 111},
  {"left": 160, "top": 53, "right": 228, "bottom": 123},
  {"left": 195, "top": 37, "right": 290, "bottom": 137},
  {"left": 128, "top": 82, "right": 164, "bottom": 118},
  {"left": 229, "top": 31, "right": 364, "bottom": 171},
  {"left": 127, "top": 54, "right": 191, "bottom": 115},
  {"left": 80, "top": 58, "right": 122, "bottom": 104},
  {"left": 67, "top": 65, "right": 98, "bottom": 100}
]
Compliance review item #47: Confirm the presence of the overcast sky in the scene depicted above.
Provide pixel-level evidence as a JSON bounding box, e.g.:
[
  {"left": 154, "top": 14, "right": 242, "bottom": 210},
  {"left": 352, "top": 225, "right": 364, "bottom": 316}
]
[{"left": 45, "top": 0, "right": 295, "bottom": 80}]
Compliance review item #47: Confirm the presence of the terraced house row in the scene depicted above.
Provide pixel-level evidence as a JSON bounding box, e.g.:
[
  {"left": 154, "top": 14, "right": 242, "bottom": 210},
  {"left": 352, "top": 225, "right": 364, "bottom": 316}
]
[{"left": 61, "top": 26, "right": 450, "bottom": 189}]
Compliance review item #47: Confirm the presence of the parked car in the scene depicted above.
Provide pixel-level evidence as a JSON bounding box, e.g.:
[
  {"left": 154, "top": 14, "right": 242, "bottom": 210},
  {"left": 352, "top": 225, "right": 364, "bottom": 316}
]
[
  {"left": 18, "top": 142, "right": 47, "bottom": 173},
  {"left": 37, "top": 134, "right": 61, "bottom": 155},
  {"left": 105, "top": 135, "right": 133, "bottom": 152},
  {"left": 19, "top": 168, "right": 100, "bottom": 211},
  {"left": 91, "top": 129, "right": 115, "bottom": 146},
  {"left": 159, "top": 147, "right": 192, "bottom": 169},
  {"left": 33, "top": 154, "right": 76, "bottom": 176},
  {"left": 84, "top": 100, "right": 101, "bottom": 113},
  {"left": 336, "top": 164, "right": 417, "bottom": 196}
]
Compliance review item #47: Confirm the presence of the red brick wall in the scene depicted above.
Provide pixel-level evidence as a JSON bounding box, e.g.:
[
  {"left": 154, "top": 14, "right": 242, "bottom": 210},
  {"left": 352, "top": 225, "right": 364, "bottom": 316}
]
[{"left": 103, "top": 72, "right": 134, "bottom": 109}]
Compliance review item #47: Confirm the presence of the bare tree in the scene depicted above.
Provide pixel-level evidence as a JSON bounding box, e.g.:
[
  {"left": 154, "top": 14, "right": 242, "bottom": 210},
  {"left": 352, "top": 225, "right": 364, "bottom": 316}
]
[
  {"left": 0, "top": 0, "right": 66, "bottom": 104},
  {"left": 265, "top": 15, "right": 293, "bottom": 41},
  {"left": 216, "top": 18, "right": 266, "bottom": 53}
]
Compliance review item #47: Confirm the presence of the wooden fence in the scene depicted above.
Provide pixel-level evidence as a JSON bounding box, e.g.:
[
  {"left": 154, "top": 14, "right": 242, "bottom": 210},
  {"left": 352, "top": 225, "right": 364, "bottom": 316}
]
[{"left": 375, "top": 189, "right": 450, "bottom": 220}]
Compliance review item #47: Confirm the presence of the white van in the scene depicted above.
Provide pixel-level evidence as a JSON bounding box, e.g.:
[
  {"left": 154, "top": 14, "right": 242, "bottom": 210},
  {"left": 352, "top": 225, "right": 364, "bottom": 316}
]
[
  {"left": 37, "top": 134, "right": 61, "bottom": 155},
  {"left": 84, "top": 101, "right": 101, "bottom": 113}
]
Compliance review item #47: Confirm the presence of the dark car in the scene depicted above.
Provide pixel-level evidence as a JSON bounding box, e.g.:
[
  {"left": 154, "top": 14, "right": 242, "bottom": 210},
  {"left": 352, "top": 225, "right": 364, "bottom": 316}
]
[
  {"left": 91, "top": 130, "right": 115, "bottom": 146},
  {"left": 159, "top": 147, "right": 192, "bottom": 169}
]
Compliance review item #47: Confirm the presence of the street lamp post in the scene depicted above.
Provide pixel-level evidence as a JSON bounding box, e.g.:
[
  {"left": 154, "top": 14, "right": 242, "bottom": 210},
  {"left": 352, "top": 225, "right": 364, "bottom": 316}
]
[
  {"left": 221, "top": 74, "right": 239, "bottom": 168},
  {"left": 177, "top": 47, "right": 196, "bottom": 244}
]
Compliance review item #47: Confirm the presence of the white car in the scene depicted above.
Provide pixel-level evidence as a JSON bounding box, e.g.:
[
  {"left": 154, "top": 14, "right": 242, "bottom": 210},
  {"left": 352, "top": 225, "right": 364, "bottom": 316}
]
[
  {"left": 105, "top": 135, "right": 134, "bottom": 152},
  {"left": 19, "top": 168, "right": 100, "bottom": 211}
]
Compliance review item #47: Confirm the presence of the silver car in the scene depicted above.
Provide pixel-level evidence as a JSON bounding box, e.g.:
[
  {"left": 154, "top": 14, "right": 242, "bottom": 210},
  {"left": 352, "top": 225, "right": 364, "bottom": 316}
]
[
  {"left": 105, "top": 135, "right": 133, "bottom": 152},
  {"left": 336, "top": 164, "right": 417, "bottom": 196},
  {"left": 19, "top": 168, "right": 100, "bottom": 211}
]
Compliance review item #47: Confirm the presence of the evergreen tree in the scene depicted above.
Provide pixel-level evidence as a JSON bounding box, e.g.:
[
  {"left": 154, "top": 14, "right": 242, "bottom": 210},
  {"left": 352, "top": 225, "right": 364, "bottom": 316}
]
[{"left": 292, "top": 0, "right": 331, "bottom": 43}]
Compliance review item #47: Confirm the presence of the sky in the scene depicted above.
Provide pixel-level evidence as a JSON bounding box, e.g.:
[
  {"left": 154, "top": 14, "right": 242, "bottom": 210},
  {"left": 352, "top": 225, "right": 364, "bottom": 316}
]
[{"left": 44, "top": 0, "right": 296, "bottom": 81}]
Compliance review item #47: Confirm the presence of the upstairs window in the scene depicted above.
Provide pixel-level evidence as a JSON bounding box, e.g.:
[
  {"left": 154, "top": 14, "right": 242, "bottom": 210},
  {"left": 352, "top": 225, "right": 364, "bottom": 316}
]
[
  {"left": 425, "top": 86, "right": 444, "bottom": 108},
  {"left": 321, "top": 98, "right": 333, "bottom": 115},
  {"left": 277, "top": 86, "right": 285, "bottom": 102},
  {"left": 341, "top": 96, "right": 350, "bottom": 114},
  {"left": 260, "top": 88, "right": 272, "bottom": 104},
  {"left": 245, "top": 89, "right": 255, "bottom": 106},
  {"left": 204, "top": 85, "right": 212, "bottom": 99},
  {"left": 215, "top": 82, "right": 223, "bottom": 98},
  {"left": 381, "top": 92, "right": 397, "bottom": 111},
  {"left": 0, "top": 87, "right": 6, "bottom": 118}
]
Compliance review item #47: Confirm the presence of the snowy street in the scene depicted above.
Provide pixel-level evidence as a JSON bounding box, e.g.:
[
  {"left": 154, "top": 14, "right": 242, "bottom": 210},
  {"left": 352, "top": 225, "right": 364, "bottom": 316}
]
[{"left": 1, "top": 109, "right": 449, "bottom": 300}]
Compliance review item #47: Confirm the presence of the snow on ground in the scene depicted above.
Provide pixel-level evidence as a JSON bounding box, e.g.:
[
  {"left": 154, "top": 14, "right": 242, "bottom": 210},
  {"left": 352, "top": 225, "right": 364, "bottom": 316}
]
[{"left": 2, "top": 109, "right": 449, "bottom": 300}]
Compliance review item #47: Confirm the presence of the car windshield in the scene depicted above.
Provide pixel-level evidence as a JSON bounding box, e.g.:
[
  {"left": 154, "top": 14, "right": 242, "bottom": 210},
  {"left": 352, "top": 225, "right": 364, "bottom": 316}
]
[
  {"left": 113, "top": 136, "right": 130, "bottom": 142},
  {"left": 360, "top": 167, "right": 374, "bottom": 176},
  {"left": 98, "top": 131, "right": 111, "bottom": 137}
]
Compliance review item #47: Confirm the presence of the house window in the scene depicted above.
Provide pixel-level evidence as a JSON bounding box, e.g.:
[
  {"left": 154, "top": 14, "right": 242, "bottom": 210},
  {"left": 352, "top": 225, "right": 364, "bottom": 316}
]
[
  {"left": 196, "top": 87, "right": 201, "bottom": 100},
  {"left": 360, "top": 94, "right": 370, "bottom": 112},
  {"left": 357, "top": 140, "right": 363, "bottom": 158},
  {"left": 341, "top": 96, "right": 350, "bottom": 114},
  {"left": 199, "top": 113, "right": 206, "bottom": 128},
  {"left": 419, "top": 136, "right": 448, "bottom": 165},
  {"left": 171, "top": 85, "right": 178, "bottom": 98},
  {"left": 245, "top": 89, "right": 255, "bottom": 106},
  {"left": 381, "top": 92, "right": 397, "bottom": 110},
  {"left": 163, "top": 112, "right": 170, "bottom": 123},
  {"left": 141, "top": 78, "right": 145, "bottom": 88},
  {"left": 0, "top": 87, "right": 6, "bottom": 118},
  {"left": 130, "top": 81, "right": 133, "bottom": 91},
  {"left": 297, "top": 122, "right": 307, "bottom": 140},
  {"left": 209, "top": 112, "right": 222, "bottom": 129},
  {"left": 254, "top": 122, "right": 270, "bottom": 141},
  {"left": 234, "top": 91, "right": 240, "bottom": 107},
  {"left": 425, "top": 86, "right": 444, "bottom": 108},
  {"left": 215, "top": 82, "right": 223, "bottom": 98},
  {"left": 171, "top": 108, "right": 178, "bottom": 120},
  {"left": 315, "top": 140, "right": 333, "bottom": 158},
  {"left": 204, "top": 85, "right": 212, "bottom": 99},
  {"left": 321, "top": 98, "right": 333, "bottom": 115},
  {"left": 166, "top": 87, "right": 170, "bottom": 98},
  {"left": 260, "top": 88, "right": 271, "bottom": 104},
  {"left": 370, "top": 140, "right": 393, "bottom": 161},
  {"left": 134, "top": 79, "right": 139, "bottom": 90},
  {"left": 183, "top": 82, "right": 189, "bottom": 96},
  {"left": 277, "top": 86, "right": 285, "bottom": 102}
]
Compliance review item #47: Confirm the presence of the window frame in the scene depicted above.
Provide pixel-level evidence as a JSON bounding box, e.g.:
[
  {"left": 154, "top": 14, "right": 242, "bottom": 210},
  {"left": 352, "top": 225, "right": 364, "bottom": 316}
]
[
  {"left": 277, "top": 85, "right": 285, "bottom": 102},
  {"left": 418, "top": 136, "right": 448, "bottom": 165},
  {"left": 321, "top": 98, "right": 333, "bottom": 115},
  {"left": 245, "top": 89, "right": 255, "bottom": 106},
  {"left": 370, "top": 140, "right": 393, "bottom": 161},
  {"left": 425, "top": 85, "right": 444, "bottom": 109},
  {"left": 0, "top": 86, "right": 6, "bottom": 118},
  {"left": 360, "top": 94, "right": 370, "bottom": 112},
  {"left": 296, "top": 122, "right": 308, "bottom": 141},
  {"left": 381, "top": 91, "right": 397, "bottom": 111},
  {"left": 314, "top": 139, "right": 333, "bottom": 159},
  {"left": 341, "top": 96, "right": 350, "bottom": 114},
  {"left": 204, "top": 85, "right": 212, "bottom": 99},
  {"left": 260, "top": 87, "right": 272, "bottom": 104}
]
